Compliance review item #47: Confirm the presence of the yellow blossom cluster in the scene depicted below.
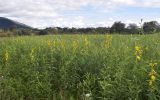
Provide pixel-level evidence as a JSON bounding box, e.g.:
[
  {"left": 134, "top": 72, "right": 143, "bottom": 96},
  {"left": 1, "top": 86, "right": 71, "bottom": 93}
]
[
  {"left": 72, "top": 40, "right": 78, "bottom": 53},
  {"left": 148, "top": 62, "right": 158, "bottom": 89},
  {"left": 105, "top": 34, "right": 112, "bottom": 48},
  {"left": 16, "top": 38, "right": 23, "bottom": 43},
  {"left": 4, "top": 50, "right": 9, "bottom": 65},
  {"left": 47, "top": 40, "right": 52, "bottom": 48},
  {"left": 30, "top": 48, "right": 35, "bottom": 63},
  {"left": 135, "top": 45, "right": 142, "bottom": 62},
  {"left": 84, "top": 36, "right": 89, "bottom": 48}
]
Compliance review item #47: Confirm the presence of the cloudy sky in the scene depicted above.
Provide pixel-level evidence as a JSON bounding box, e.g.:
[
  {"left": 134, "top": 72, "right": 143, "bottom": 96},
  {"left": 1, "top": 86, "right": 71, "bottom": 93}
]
[{"left": 0, "top": 0, "right": 160, "bottom": 28}]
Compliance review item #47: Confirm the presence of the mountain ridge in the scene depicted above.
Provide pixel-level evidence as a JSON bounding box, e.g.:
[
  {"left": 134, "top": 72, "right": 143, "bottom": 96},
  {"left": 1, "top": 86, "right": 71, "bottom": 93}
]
[{"left": 0, "top": 17, "right": 31, "bottom": 29}]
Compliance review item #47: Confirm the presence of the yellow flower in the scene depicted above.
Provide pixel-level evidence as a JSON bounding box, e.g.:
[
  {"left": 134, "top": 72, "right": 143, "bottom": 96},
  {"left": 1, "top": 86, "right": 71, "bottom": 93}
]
[
  {"left": 134, "top": 44, "right": 143, "bottom": 62},
  {"left": 105, "top": 34, "right": 112, "bottom": 48},
  {"left": 149, "top": 69, "right": 157, "bottom": 76},
  {"left": 84, "top": 37, "right": 89, "bottom": 47},
  {"left": 47, "top": 40, "right": 52, "bottom": 48},
  {"left": 72, "top": 40, "right": 78, "bottom": 53},
  {"left": 149, "top": 63, "right": 157, "bottom": 68},
  {"left": 151, "top": 75, "right": 156, "bottom": 81},
  {"left": 136, "top": 56, "right": 141, "bottom": 61},
  {"left": 135, "top": 46, "right": 140, "bottom": 51},
  {"left": 16, "top": 38, "right": 23, "bottom": 43},
  {"left": 30, "top": 48, "right": 35, "bottom": 62},
  {"left": 148, "top": 61, "right": 158, "bottom": 91},
  {"left": 4, "top": 50, "right": 9, "bottom": 64}
]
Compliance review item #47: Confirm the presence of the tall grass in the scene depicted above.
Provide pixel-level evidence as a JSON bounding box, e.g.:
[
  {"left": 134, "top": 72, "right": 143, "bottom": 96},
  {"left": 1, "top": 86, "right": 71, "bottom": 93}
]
[{"left": 0, "top": 34, "right": 160, "bottom": 100}]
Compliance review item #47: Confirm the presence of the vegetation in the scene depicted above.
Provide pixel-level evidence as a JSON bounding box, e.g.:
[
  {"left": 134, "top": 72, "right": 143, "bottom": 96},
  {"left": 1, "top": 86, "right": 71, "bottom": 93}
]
[
  {"left": 143, "top": 21, "right": 160, "bottom": 34},
  {"left": 0, "top": 34, "right": 160, "bottom": 100},
  {"left": 110, "top": 21, "right": 125, "bottom": 33},
  {"left": 0, "top": 20, "right": 160, "bottom": 37}
]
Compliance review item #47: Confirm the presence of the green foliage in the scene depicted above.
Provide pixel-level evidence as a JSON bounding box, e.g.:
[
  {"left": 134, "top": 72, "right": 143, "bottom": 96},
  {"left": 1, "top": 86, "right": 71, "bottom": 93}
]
[
  {"left": 143, "top": 21, "right": 160, "bottom": 34},
  {"left": 0, "top": 34, "right": 160, "bottom": 100},
  {"left": 1, "top": 20, "right": 160, "bottom": 37},
  {"left": 127, "top": 24, "right": 139, "bottom": 34},
  {"left": 110, "top": 21, "right": 125, "bottom": 33}
]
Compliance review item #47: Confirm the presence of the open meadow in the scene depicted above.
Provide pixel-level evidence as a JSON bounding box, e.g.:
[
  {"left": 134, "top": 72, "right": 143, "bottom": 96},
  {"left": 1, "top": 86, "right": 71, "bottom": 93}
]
[{"left": 0, "top": 34, "right": 160, "bottom": 100}]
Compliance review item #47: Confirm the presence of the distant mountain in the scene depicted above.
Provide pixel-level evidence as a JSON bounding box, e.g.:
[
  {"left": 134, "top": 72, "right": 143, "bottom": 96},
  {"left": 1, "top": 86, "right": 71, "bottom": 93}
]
[{"left": 0, "top": 17, "right": 31, "bottom": 29}]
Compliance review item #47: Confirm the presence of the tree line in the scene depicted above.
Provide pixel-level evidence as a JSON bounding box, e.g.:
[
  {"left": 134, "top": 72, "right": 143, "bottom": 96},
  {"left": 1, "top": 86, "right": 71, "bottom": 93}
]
[{"left": 0, "top": 20, "right": 160, "bottom": 37}]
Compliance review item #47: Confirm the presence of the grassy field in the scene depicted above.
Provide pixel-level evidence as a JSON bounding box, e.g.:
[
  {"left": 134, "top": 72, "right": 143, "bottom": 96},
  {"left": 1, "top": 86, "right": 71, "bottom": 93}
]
[{"left": 0, "top": 34, "right": 160, "bottom": 100}]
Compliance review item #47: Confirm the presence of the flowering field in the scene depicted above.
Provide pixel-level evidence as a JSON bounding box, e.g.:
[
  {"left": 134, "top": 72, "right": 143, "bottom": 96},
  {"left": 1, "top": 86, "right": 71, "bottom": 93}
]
[{"left": 0, "top": 34, "right": 160, "bottom": 100}]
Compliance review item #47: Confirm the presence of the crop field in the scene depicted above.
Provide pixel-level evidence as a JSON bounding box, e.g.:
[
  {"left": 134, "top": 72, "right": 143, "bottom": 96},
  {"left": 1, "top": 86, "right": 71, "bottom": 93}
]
[{"left": 0, "top": 34, "right": 160, "bottom": 100}]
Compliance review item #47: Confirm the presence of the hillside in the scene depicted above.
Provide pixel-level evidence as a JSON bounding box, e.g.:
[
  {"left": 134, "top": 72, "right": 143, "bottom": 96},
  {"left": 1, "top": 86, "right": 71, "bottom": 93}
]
[{"left": 0, "top": 17, "right": 31, "bottom": 29}]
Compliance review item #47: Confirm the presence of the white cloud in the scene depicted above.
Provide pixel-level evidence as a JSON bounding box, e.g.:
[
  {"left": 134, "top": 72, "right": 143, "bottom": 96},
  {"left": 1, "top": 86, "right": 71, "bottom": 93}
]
[
  {"left": 51, "top": 16, "right": 86, "bottom": 28},
  {"left": 0, "top": 0, "right": 160, "bottom": 28},
  {"left": 157, "top": 18, "right": 160, "bottom": 23},
  {"left": 140, "top": 0, "right": 160, "bottom": 8},
  {"left": 125, "top": 20, "right": 135, "bottom": 26}
]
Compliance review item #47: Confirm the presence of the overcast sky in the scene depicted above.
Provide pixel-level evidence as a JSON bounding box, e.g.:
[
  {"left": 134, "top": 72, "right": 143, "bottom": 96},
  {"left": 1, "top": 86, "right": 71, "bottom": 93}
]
[{"left": 0, "top": 0, "right": 160, "bottom": 28}]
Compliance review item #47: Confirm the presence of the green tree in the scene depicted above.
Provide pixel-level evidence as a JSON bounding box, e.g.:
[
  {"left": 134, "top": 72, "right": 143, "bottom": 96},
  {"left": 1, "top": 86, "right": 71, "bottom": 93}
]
[
  {"left": 143, "top": 21, "right": 159, "bottom": 34},
  {"left": 38, "top": 30, "right": 49, "bottom": 35},
  {"left": 110, "top": 21, "right": 125, "bottom": 34},
  {"left": 127, "top": 23, "right": 139, "bottom": 34}
]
